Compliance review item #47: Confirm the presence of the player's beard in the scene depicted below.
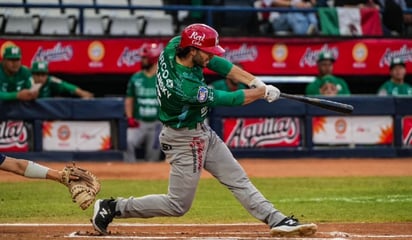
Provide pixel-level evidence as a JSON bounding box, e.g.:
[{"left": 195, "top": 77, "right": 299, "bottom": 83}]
[
  {"left": 141, "top": 62, "right": 153, "bottom": 70},
  {"left": 193, "top": 53, "right": 208, "bottom": 68}
]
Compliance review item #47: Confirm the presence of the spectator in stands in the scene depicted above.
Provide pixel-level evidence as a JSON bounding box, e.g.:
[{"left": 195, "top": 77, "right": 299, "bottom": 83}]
[
  {"left": 377, "top": 57, "right": 412, "bottom": 96},
  {"left": 261, "top": 0, "right": 318, "bottom": 35},
  {"left": 210, "top": 63, "right": 248, "bottom": 91},
  {"left": 380, "top": 0, "right": 411, "bottom": 36},
  {"left": 124, "top": 43, "right": 163, "bottom": 163},
  {"left": 30, "top": 61, "right": 94, "bottom": 99},
  {"left": 305, "top": 52, "right": 351, "bottom": 96},
  {"left": 0, "top": 46, "right": 37, "bottom": 101}
]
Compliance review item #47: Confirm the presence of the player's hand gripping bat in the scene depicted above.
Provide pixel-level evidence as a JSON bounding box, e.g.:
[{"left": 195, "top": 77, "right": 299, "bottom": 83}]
[{"left": 280, "top": 93, "right": 354, "bottom": 114}]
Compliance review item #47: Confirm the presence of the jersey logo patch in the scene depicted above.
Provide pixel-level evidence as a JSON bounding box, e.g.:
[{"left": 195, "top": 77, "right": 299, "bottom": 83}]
[{"left": 197, "top": 87, "right": 208, "bottom": 103}]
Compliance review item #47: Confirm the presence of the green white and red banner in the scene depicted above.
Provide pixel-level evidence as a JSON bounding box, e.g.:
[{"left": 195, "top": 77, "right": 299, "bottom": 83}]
[{"left": 1, "top": 38, "right": 411, "bottom": 76}]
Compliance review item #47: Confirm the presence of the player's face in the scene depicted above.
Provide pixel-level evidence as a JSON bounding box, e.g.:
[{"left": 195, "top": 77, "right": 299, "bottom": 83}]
[
  {"left": 32, "top": 73, "right": 48, "bottom": 84},
  {"left": 3, "top": 59, "right": 21, "bottom": 75},
  {"left": 193, "top": 49, "right": 213, "bottom": 68},
  {"left": 141, "top": 57, "right": 152, "bottom": 70},
  {"left": 390, "top": 65, "right": 406, "bottom": 81},
  {"left": 317, "top": 60, "right": 333, "bottom": 76},
  {"left": 320, "top": 82, "right": 338, "bottom": 96}
]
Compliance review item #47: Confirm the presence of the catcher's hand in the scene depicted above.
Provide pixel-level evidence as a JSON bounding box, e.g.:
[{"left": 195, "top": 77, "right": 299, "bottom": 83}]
[{"left": 61, "top": 163, "right": 101, "bottom": 210}]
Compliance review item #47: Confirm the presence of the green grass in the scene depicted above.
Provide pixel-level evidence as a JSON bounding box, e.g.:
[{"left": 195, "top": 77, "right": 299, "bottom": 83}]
[{"left": 0, "top": 177, "right": 411, "bottom": 223}]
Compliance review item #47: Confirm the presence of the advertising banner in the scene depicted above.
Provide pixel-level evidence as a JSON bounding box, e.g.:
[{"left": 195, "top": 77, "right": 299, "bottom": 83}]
[
  {"left": 313, "top": 116, "right": 393, "bottom": 145},
  {"left": 1, "top": 38, "right": 411, "bottom": 76},
  {"left": 42, "top": 121, "right": 111, "bottom": 151},
  {"left": 402, "top": 116, "right": 412, "bottom": 146},
  {"left": 0, "top": 120, "right": 29, "bottom": 152},
  {"left": 222, "top": 117, "right": 301, "bottom": 148}
]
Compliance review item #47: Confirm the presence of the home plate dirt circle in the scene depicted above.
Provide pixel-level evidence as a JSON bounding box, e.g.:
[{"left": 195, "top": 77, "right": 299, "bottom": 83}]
[
  {"left": 60, "top": 222, "right": 412, "bottom": 239},
  {"left": 57, "top": 222, "right": 412, "bottom": 240}
]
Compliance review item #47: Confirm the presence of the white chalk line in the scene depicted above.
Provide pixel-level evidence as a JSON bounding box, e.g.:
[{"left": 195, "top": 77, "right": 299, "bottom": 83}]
[
  {"left": 0, "top": 223, "right": 262, "bottom": 227},
  {"left": 2, "top": 223, "right": 412, "bottom": 239},
  {"left": 277, "top": 194, "right": 412, "bottom": 203}
]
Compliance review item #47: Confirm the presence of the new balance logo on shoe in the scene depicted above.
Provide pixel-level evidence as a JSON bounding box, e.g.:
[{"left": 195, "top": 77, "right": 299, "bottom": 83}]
[
  {"left": 284, "top": 219, "right": 297, "bottom": 225},
  {"left": 99, "top": 208, "right": 109, "bottom": 218}
]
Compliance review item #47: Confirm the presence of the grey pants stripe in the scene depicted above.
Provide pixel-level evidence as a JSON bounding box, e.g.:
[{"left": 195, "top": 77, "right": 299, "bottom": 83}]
[{"left": 115, "top": 124, "right": 285, "bottom": 227}]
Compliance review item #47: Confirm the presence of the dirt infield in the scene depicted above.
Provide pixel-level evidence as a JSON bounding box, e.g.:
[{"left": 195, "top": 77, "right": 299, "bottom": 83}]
[{"left": 1, "top": 158, "right": 412, "bottom": 239}]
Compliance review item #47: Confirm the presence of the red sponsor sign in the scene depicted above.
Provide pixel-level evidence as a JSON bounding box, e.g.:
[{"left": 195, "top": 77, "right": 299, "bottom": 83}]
[
  {"left": 402, "top": 116, "right": 412, "bottom": 146},
  {"left": 223, "top": 117, "right": 301, "bottom": 148},
  {"left": 1, "top": 38, "right": 411, "bottom": 75},
  {"left": 0, "top": 120, "right": 29, "bottom": 152}
]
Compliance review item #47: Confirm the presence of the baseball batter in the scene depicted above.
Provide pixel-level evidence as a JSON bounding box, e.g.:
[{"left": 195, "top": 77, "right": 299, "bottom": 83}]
[
  {"left": 92, "top": 23, "right": 317, "bottom": 237},
  {"left": 124, "top": 43, "right": 163, "bottom": 162}
]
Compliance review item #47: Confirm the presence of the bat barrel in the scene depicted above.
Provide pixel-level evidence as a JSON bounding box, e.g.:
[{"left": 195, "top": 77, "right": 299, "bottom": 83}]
[{"left": 280, "top": 93, "right": 354, "bottom": 114}]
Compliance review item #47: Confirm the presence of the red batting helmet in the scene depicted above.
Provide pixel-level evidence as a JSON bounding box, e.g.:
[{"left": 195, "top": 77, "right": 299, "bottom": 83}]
[
  {"left": 140, "top": 43, "right": 162, "bottom": 65},
  {"left": 180, "top": 23, "right": 225, "bottom": 56}
]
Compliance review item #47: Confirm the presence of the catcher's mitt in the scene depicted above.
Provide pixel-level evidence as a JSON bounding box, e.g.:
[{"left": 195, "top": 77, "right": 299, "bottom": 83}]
[{"left": 61, "top": 163, "right": 101, "bottom": 210}]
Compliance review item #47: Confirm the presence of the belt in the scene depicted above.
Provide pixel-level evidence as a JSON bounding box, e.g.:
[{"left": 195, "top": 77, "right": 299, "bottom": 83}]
[{"left": 165, "top": 122, "right": 207, "bottom": 131}]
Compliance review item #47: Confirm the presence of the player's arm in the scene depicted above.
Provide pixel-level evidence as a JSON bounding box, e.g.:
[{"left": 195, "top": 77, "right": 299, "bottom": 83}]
[
  {"left": 124, "top": 77, "right": 139, "bottom": 127},
  {"left": 0, "top": 91, "right": 19, "bottom": 100},
  {"left": 207, "top": 56, "right": 266, "bottom": 88},
  {"left": 52, "top": 77, "right": 93, "bottom": 99},
  {"left": 0, "top": 153, "right": 61, "bottom": 182},
  {"left": 211, "top": 87, "right": 266, "bottom": 107},
  {"left": 74, "top": 88, "right": 94, "bottom": 99},
  {"left": 0, "top": 81, "right": 37, "bottom": 101},
  {"left": 125, "top": 97, "right": 134, "bottom": 119}
]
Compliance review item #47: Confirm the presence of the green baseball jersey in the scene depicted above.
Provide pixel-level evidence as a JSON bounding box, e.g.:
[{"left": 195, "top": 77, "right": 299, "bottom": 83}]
[
  {"left": 0, "top": 63, "right": 32, "bottom": 100},
  {"left": 156, "top": 36, "right": 245, "bottom": 129},
  {"left": 305, "top": 75, "right": 351, "bottom": 96},
  {"left": 126, "top": 71, "right": 159, "bottom": 122},
  {"left": 210, "top": 79, "right": 247, "bottom": 91},
  {"left": 36, "top": 76, "right": 78, "bottom": 98},
  {"left": 377, "top": 80, "right": 412, "bottom": 96}
]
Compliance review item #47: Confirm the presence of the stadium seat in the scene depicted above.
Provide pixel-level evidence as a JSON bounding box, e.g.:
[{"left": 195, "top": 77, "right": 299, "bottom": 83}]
[
  {"left": 143, "top": 16, "right": 174, "bottom": 36},
  {"left": 109, "top": 15, "right": 147, "bottom": 36},
  {"left": 130, "top": 0, "right": 175, "bottom": 36},
  {"left": 60, "top": 0, "right": 108, "bottom": 35},
  {"left": 93, "top": 0, "right": 147, "bottom": 36},
  {"left": 1, "top": 7, "right": 38, "bottom": 34}
]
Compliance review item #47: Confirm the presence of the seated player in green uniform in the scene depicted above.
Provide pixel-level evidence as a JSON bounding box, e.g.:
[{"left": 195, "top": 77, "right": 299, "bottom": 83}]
[
  {"left": 377, "top": 57, "right": 412, "bottom": 96},
  {"left": 305, "top": 52, "right": 351, "bottom": 96},
  {"left": 0, "top": 46, "right": 37, "bottom": 101},
  {"left": 30, "top": 61, "right": 94, "bottom": 98}
]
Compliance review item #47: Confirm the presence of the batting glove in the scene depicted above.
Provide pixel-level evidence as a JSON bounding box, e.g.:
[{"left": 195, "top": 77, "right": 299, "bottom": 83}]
[
  {"left": 248, "top": 77, "right": 266, "bottom": 88},
  {"left": 127, "top": 117, "right": 140, "bottom": 128},
  {"left": 264, "top": 85, "right": 280, "bottom": 103}
]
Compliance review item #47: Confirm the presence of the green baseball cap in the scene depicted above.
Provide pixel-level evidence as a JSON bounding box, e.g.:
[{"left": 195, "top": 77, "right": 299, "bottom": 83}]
[
  {"left": 389, "top": 57, "right": 405, "bottom": 69},
  {"left": 3, "top": 46, "right": 21, "bottom": 59},
  {"left": 31, "top": 61, "right": 49, "bottom": 73},
  {"left": 317, "top": 52, "right": 335, "bottom": 63}
]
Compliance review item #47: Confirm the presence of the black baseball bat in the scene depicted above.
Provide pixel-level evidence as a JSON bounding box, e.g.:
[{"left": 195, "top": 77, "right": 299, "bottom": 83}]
[{"left": 280, "top": 93, "right": 354, "bottom": 114}]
